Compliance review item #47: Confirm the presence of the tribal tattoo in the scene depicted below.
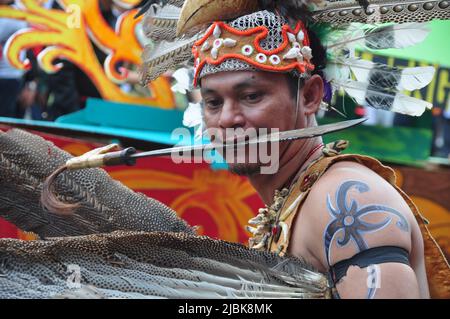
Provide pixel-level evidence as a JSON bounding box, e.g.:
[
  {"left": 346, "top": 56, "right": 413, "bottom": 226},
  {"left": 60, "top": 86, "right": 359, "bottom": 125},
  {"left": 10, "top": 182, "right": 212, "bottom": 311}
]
[
  {"left": 324, "top": 180, "right": 410, "bottom": 299},
  {"left": 324, "top": 180, "right": 410, "bottom": 266}
]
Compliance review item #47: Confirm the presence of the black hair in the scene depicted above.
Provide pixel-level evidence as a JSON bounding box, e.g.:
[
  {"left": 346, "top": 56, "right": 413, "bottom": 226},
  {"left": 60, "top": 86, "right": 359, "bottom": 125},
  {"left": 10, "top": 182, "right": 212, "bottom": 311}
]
[
  {"left": 286, "top": 73, "right": 303, "bottom": 99},
  {"left": 308, "top": 26, "right": 328, "bottom": 76}
]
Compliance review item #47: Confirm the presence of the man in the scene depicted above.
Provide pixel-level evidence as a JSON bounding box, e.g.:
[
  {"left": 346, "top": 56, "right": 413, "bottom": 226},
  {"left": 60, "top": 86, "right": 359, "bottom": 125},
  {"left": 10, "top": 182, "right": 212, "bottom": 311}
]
[
  {"left": 200, "top": 61, "right": 431, "bottom": 298},
  {"left": 142, "top": 0, "right": 450, "bottom": 298}
]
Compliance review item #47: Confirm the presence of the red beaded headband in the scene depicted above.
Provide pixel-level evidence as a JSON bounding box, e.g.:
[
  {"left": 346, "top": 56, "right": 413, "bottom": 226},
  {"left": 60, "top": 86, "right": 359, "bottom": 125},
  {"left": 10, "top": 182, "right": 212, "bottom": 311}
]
[{"left": 192, "top": 20, "right": 315, "bottom": 86}]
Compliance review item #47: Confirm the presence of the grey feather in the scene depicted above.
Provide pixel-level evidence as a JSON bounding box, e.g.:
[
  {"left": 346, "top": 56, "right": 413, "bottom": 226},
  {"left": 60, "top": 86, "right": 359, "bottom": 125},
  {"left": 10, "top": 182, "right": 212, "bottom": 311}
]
[
  {"left": 0, "top": 231, "right": 331, "bottom": 299},
  {"left": 141, "top": 35, "right": 199, "bottom": 84},
  {"left": 142, "top": 3, "right": 181, "bottom": 42},
  {"left": 0, "top": 129, "right": 194, "bottom": 238},
  {"left": 0, "top": 130, "right": 332, "bottom": 299}
]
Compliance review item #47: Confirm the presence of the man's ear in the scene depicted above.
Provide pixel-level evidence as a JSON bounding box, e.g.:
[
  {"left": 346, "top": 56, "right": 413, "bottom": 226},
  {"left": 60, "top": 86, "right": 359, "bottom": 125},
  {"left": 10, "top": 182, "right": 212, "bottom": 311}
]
[{"left": 301, "top": 74, "right": 324, "bottom": 115}]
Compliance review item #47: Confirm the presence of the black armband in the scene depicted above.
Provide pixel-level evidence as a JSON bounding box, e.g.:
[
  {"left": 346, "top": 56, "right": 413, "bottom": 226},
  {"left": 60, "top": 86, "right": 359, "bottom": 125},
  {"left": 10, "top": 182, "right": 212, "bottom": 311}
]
[{"left": 330, "top": 245, "right": 411, "bottom": 284}]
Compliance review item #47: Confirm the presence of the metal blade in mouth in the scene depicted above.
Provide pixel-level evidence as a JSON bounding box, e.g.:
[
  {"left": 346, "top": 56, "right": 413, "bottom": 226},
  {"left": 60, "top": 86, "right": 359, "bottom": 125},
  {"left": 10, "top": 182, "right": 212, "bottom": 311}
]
[{"left": 131, "top": 118, "right": 367, "bottom": 159}]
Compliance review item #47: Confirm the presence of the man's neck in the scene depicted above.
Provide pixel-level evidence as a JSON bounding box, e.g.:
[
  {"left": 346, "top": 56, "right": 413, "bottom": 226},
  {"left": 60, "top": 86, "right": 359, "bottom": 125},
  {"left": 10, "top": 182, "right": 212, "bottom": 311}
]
[{"left": 248, "top": 137, "right": 323, "bottom": 205}]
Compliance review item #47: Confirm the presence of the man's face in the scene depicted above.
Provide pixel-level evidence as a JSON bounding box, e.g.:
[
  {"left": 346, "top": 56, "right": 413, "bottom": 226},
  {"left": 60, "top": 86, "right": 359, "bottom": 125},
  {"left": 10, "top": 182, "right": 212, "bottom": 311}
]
[{"left": 200, "top": 71, "right": 303, "bottom": 176}]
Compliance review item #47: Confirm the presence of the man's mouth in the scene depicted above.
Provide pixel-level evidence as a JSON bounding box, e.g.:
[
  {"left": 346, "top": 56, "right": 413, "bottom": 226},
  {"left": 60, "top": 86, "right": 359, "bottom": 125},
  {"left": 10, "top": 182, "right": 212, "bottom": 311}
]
[
  {"left": 224, "top": 136, "right": 252, "bottom": 144},
  {"left": 207, "top": 127, "right": 277, "bottom": 147}
]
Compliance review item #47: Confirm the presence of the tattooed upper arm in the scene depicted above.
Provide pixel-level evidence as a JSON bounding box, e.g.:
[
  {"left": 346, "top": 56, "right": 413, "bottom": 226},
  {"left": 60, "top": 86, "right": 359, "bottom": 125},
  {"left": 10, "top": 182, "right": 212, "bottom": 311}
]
[
  {"left": 323, "top": 179, "right": 411, "bottom": 267},
  {"left": 302, "top": 162, "right": 414, "bottom": 270},
  {"left": 298, "top": 162, "right": 419, "bottom": 298},
  {"left": 294, "top": 163, "right": 418, "bottom": 298}
]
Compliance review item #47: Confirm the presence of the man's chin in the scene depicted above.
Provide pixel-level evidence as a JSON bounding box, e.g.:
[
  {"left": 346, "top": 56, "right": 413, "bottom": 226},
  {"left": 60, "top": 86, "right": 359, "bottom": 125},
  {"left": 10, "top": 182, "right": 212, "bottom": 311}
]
[{"left": 228, "top": 163, "right": 262, "bottom": 177}]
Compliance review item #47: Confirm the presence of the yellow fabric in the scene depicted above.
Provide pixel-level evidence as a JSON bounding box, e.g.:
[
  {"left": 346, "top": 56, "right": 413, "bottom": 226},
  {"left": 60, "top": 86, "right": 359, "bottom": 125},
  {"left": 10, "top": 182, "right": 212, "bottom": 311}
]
[{"left": 269, "top": 153, "right": 450, "bottom": 299}]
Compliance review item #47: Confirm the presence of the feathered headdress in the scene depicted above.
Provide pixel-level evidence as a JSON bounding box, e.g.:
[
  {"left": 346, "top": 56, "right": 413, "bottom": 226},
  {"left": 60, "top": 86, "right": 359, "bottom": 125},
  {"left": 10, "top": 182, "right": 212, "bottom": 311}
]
[{"left": 137, "top": 0, "right": 450, "bottom": 124}]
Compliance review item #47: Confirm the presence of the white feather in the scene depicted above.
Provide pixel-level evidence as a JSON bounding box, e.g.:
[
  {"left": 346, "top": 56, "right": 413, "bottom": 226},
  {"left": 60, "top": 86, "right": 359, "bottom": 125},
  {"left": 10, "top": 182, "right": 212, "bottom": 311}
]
[
  {"left": 400, "top": 66, "right": 436, "bottom": 91},
  {"left": 390, "top": 94, "right": 433, "bottom": 116},
  {"left": 338, "top": 59, "right": 436, "bottom": 91},
  {"left": 183, "top": 102, "right": 202, "bottom": 127},
  {"left": 324, "top": 63, "right": 351, "bottom": 83},
  {"left": 329, "top": 23, "right": 431, "bottom": 50},
  {"left": 183, "top": 102, "right": 204, "bottom": 140},
  {"left": 171, "top": 68, "right": 191, "bottom": 94},
  {"left": 338, "top": 80, "right": 432, "bottom": 116},
  {"left": 365, "top": 23, "right": 430, "bottom": 50}
]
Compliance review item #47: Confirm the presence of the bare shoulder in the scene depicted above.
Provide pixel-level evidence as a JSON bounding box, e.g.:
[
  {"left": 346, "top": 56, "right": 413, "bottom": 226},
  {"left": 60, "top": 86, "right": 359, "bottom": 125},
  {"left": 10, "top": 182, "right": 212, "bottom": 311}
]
[{"left": 299, "top": 160, "right": 416, "bottom": 270}]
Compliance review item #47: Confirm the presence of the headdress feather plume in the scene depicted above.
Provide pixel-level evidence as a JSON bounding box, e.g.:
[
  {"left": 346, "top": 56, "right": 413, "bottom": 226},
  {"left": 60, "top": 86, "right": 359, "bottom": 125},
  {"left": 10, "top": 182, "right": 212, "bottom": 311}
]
[
  {"left": 136, "top": 0, "right": 448, "bottom": 116},
  {"left": 336, "top": 80, "right": 433, "bottom": 116},
  {"left": 142, "top": 3, "right": 182, "bottom": 42},
  {"left": 329, "top": 23, "right": 431, "bottom": 51}
]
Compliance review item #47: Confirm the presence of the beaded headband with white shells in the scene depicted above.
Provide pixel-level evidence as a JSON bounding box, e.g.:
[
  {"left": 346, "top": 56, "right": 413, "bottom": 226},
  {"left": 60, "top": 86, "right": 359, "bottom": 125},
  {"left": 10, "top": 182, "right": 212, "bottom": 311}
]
[{"left": 192, "top": 12, "right": 315, "bottom": 86}]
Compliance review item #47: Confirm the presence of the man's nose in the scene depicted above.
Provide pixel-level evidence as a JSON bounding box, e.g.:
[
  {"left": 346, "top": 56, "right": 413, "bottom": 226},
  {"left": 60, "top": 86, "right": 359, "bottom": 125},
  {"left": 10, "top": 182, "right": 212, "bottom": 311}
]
[{"left": 218, "top": 100, "right": 245, "bottom": 129}]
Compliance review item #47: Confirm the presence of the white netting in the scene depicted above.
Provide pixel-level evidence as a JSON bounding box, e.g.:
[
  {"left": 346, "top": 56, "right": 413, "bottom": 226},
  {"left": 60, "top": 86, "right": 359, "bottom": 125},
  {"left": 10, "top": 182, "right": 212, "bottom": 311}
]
[
  {"left": 230, "top": 10, "right": 286, "bottom": 50},
  {"left": 199, "top": 10, "right": 293, "bottom": 81}
]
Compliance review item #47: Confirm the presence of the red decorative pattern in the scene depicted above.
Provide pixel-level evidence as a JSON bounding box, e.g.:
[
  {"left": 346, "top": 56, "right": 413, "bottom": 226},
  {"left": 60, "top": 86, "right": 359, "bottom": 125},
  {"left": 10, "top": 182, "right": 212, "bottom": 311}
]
[{"left": 193, "top": 21, "right": 314, "bottom": 86}]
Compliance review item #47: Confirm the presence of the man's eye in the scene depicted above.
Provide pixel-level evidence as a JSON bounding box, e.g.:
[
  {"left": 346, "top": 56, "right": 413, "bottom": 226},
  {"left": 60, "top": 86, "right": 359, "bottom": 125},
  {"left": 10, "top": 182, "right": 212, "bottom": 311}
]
[
  {"left": 205, "top": 99, "right": 222, "bottom": 109},
  {"left": 243, "top": 92, "right": 263, "bottom": 103}
]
